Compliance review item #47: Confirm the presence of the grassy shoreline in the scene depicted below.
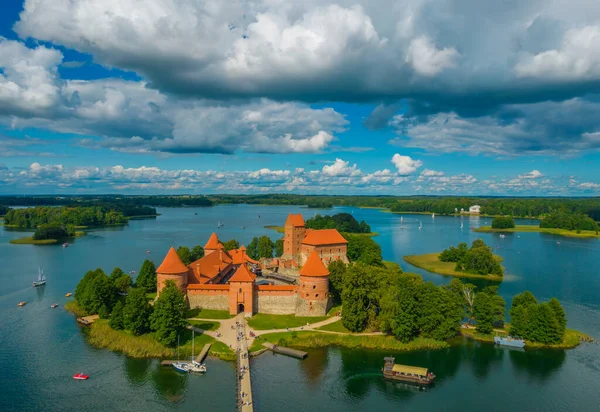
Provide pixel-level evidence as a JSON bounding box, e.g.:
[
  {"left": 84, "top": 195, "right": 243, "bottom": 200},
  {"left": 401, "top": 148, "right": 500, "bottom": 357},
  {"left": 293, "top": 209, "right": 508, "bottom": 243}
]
[
  {"left": 9, "top": 231, "right": 86, "bottom": 245},
  {"left": 248, "top": 313, "right": 330, "bottom": 330},
  {"left": 475, "top": 225, "right": 600, "bottom": 238},
  {"left": 460, "top": 327, "right": 592, "bottom": 349},
  {"left": 250, "top": 330, "right": 449, "bottom": 353},
  {"left": 403, "top": 252, "right": 504, "bottom": 281}
]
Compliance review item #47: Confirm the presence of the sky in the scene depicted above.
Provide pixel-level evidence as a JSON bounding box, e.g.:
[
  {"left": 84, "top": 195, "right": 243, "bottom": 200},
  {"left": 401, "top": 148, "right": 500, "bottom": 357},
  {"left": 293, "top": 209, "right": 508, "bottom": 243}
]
[{"left": 1, "top": 0, "right": 600, "bottom": 196}]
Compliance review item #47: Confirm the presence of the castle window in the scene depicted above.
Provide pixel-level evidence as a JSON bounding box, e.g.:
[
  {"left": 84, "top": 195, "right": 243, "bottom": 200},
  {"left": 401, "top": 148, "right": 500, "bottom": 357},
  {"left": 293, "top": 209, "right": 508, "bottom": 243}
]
[
  {"left": 313, "top": 285, "right": 316, "bottom": 289},
  {"left": 315, "top": 294, "right": 319, "bottom": 298},
  {"left": 239, "top": 288, "right": 242, "bottom": 293},
  {"left": 306, "top": 293, "right": 309, "bottom": 297}
]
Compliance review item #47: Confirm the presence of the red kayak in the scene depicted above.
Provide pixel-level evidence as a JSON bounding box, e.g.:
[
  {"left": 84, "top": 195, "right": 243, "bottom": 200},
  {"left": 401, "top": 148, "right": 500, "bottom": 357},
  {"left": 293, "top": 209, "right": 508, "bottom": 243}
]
[{"left": 73, "top": 373, "right": 89, "bottom": 380}]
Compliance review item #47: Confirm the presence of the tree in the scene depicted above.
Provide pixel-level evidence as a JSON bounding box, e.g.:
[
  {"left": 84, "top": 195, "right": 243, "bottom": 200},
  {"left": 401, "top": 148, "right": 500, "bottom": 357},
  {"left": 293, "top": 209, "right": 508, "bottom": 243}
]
[
  {"left": 247, "top": 237, "right": 259, "bottom": 260},
  {"left": 110, "top": 267, "right": 125, "bottom": 282},
  {"left": 492, "top": 216, "right": 515, "bottom": 229},
  {"left": 439, "top": 242, "right": 468, "bottom": 262},
  {"left": 136, "top": 260, "right": 157, "bottom": 292},
  {"left": 150, "top": 281, "right": 188, "bottom": 346},
  {"left": 257, "top": 235, "right": 274, "bottom": 259},
  {"left": 341, "top": 264, "right": 374, "bottom": 332},
  {"left": 110, "top": 300, "right": 125, "bottom": 330},
  {"left": 509, "top": 292, "right": 566, "bottom": 343},
  {"left": 509, "top": 291, "right": 538, "bottom": 337},
  {"left": 75, "top": 268, "right": 116, "bottom": 315},
  {"left": 346, "top": 234, "right": 383, "bottom": 266},
  {"left": 124, "top": 288, "right": 153, "bottom": 335},
  {"left": 473, "top": 286, "right": 505, "bottom": 334},
  {"left": 33, "top": 224, "right": 69, "bottom": 240},
  {"left": 222, "top": 239, "right": 240, "bottom": 251},
  {"left": 176, "top": 246, "right": 192, "bottom": 265},
  {"left": 379, "top": 274, "right": 422, "bottom": 342},
  {"left": 327, "top": 260, "right": 347, "bottom": 304},
  {"left": 190, "top": 245, "right": 204, "bottom": 261},
  {"left": 447, "top": 278, "right": 476, "bottom": 324},
  {"left": 114, "top": 274, "right": 133, "bottom": 293},
  {"left": 417, "top": 282, "right": 463, "bottom": 340},
  {"left": 548, "top": 298, "right": 567, "bottom": 337},
  {"left": 274, "top": 239, "right": 284, "bottom": 257}
]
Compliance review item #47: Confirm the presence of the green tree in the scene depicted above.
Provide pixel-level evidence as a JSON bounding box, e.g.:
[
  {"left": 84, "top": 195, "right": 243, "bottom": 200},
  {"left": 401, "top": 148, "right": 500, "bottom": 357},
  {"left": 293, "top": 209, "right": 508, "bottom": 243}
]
[
  {"left": 222, "top": 239, "right": 240, "bottom": 251},
  {"left": 509, "top": 291, "right": 538, "bottom": 337},
  {"left": 247, "top": 237, "right": 259, "bottom": 260},
  {"left": 447, "top": 278, "right": 476, "bottom": 324},
  {"left": 176, "top": 246, "right": 192, "bottom": 265},
  {"left": 341, "top": 264, "right": 374, "bottom": 332},
  {"left": 492, "top": 216, "right": 515, "bottom": 229},
  {"left": 114, "top": 274, "right": 133, "bottom": 293},
  {"left": 548, "top": 298, "right": 567, "bottom": 337},
  {"left": 346, "top": 234, "right": 383, "bottom": 266},
  {"left": 150, "top": 281, "right": 188, "bottom": 346},
  {"left": 109, "top": 300, "right": 125, "bottom": 330},
  {"left": 417, "top": 282, "right": 463, "bottom": 340},
  {"left": 379, "top": 274, "right": 422, "bottom": 341},
  {"left": 189, "top": 245, "right": 204, "bottom": 261},
  {"left": 257, "top": 235, "right": 274, "bottom": 259},
  {"left": 473, "top": 286, "right": 505, "bottom": 334},
  {"left": 75, "top": 268, "right": 116, "bottom": 315},
  {"left": 136, "top": 260, "right": 157, "bottom": 292},
  {"left": 110, "top": 267, "right": 125, "bottom": 282},
  {"left": 274, "top": 239, "right": 284, "bottom": 257},
  {"left": 124, "top": 288, "right": 153, "bottom": 335},
  {"left": 327, "top": 260, "right": 347, "bottom": 304}
]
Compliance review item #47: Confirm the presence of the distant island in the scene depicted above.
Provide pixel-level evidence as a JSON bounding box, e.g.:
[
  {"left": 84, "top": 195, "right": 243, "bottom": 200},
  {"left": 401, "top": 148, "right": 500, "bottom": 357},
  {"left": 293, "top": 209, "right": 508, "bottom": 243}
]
[
  {"left": 404, "top": 239, "right": 504, "bottom": 281},
  {"left": 476, "top": 212, "right": 600, "bottom": 238}
]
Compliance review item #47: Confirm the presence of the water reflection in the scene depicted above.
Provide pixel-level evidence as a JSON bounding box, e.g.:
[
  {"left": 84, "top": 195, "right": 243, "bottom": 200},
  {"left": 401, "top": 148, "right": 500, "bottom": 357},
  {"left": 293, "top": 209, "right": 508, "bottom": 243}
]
[
  {"left": 509, "top": 349, "right": 566, "bottom": 381},
  {"left": 151, "top": 364, "right": 188, "bottom": 403},
  {"left": 35, "top": 285, "right": 45, "bottom": 301},
  {"left": 124, "top": 357, "right": 152, "bottom": 386},
  {"left": 299, "top": 347, "right": 329, "bottom": 386}
]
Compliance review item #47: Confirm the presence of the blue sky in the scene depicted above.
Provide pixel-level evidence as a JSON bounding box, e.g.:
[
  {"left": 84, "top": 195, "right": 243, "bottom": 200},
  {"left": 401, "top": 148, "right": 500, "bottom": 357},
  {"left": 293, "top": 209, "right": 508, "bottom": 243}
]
[{"left": 1, "top": 0, "right": 600, "bottom": 195}]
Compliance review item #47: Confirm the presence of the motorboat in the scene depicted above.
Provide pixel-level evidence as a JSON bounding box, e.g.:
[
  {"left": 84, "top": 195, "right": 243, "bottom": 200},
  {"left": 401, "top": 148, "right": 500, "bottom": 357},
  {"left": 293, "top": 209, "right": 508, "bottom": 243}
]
[
  {"left": 51, "top": 303, "right": 59, "bottom": 309},
  {"left": 494, "top": 336, "right": 526, "bottom": 348},
  {"left": 32, "top": 267, "right": 46, "bottom": 287},
  {"left": 65, "top": 292, "right": 73, "bottom": 297},
  {"left": 73, "top": 373, "right": 89, "bottom": 380},
  {"left": 62, "top": 242, "right": 69, "bottom": 248},
  {"left": 382, "top": 357, "right": 435, "bottom": 387},
  {"left": 18, "top": 301, "right": 27, "bottom": 307}
]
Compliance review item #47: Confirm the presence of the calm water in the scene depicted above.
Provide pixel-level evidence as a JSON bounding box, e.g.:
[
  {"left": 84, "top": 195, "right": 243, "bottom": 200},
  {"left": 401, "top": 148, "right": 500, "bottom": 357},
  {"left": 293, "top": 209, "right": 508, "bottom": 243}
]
[{"left": 1, "top": 205, "right": 599, "bottom": 411}]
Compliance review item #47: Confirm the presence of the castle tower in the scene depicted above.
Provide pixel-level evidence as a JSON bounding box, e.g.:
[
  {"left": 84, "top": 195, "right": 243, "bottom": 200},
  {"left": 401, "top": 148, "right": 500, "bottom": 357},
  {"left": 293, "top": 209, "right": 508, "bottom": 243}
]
[
  {"left": 295, "top": 249, "right": 330, "bottom": 316},
  {"left": 228, "top": 264, "right": 255, "bottom": 317},
  {"left": 156, "top": 247, "right": 189, "bottom": 296},
  {"left": 282, "top": 213, "right": 305, "bottom": 265},
  {"left": 204, "top": 232, "right": 220, "bottom": 255}
]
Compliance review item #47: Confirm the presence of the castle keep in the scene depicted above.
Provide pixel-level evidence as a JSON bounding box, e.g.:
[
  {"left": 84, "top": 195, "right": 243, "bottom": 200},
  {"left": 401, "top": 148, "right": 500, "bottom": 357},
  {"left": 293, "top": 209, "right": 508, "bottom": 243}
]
[{"left": 156, "top": 213, "right": 348, "bottom": 317}]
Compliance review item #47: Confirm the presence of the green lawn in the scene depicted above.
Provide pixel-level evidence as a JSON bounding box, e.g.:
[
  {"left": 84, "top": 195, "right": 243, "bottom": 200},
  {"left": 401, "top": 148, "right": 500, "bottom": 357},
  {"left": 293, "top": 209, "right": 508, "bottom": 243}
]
[
  {"left": 188, "top": 320, "right": 220, "bottom": 331},
  {"left": 250, "top": 330, "right": 448, "bottom": 353},
  {"left": 316, "top": 320, "right": 350, "bottom": 333},
  {"left": 403, "top": 253, "right": 504, "bottom": 281},
  {"left": 9, "top": 237, "right": 58, "bottom": 245},
  {"left": 475, "top": 225, "right": 600, "bottom": 238},
  {"left": 186, "top": 308, "right": 234, "bottom": 319},
  {"left": 248, "top": 313, "right": 329, "bottom": 330}
]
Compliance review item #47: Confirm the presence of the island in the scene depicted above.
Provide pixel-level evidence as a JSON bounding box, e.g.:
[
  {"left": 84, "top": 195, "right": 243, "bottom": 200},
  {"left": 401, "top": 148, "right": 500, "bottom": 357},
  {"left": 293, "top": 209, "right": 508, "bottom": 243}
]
[{"left": 403, "top": 239, "right": 505, "bottom": 281}]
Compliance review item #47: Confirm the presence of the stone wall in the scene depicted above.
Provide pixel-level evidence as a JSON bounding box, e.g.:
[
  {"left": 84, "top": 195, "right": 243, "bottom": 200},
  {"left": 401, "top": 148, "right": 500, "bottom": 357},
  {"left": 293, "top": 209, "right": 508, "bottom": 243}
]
[
  {"left": 256, "top": 292, "right": 297, "bottom": 315},
  {"left": 295, "top": 297, "right": 331, "bottom": 317},
  {"left": 188, "top": 292, "right": 229, "bottom": 311}
]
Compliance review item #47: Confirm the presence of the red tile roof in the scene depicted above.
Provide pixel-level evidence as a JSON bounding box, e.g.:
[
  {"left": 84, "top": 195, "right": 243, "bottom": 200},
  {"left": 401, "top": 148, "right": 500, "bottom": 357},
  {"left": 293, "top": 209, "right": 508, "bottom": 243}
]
[
  {"left": 228, "top": 247, "right": 259, "bottom": 265},
  {"left": 285, "top": 213, "right": 305, "bottom": 227},
  {"left": 204, "top": 232, "right": 220, "bottom": 249},
  {"left": 302, "top": 229, "right": 347, "bottom": 246},
  {"left": 229, "top": 264, "right": 256, "bottom": 283},
  {"left": 157, "top": 247, "right": 190, "bottom": 274},
  {"left": 188, "top": 249, "right": 232, "bottom": 283},
  {"left": 299, "top": 250, "right": 330, "bottom": 277}
]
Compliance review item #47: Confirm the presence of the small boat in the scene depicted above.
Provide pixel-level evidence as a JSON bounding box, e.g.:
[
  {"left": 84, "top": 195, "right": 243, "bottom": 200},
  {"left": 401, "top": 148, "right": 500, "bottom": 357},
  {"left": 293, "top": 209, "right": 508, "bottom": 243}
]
[
  {"left": 18, "top": 301, "right": 27, "bottom": 307},
  {"left": 217, "top": 221, "right": 224, "bottom": 228},
  {"left": 51, "top": 303, "right": 59, "bottom": 309},
  {"left": 73, "top": 373, "right": 89, "bottom": 380},
  {"left": 494, "top": 336, "right": 525, "bottom": 348},
  {"left": 62, "top": 242, "right": 69, "bottom": 248},
  {"left": 172, "top": 335, "right": 190, "bottom": 373},
  {"left": 189, "top": 330, "right": 207, "bottom": 373},
  {"left": 460, "top": 222, "right": 464, "bottom": 229},
  {"left": 383, "top": 357, "right": 435, "bottom": 386},
  {"left": 32, "top": 267, "right": 46, "bottom": 287},
  {"left": 418, "top": 221, "right": 422, "bottom": 230},
  {"left": 130, "top": 270, "right": 136, "bottom": 275},
  {"left": 499, "top": 234, "right": 505, "bottom": 238},
  {"left": 432, "top": 213, "right": 435, "bottom": 219},
  {"left": 65, "top": 292, "right": 73, "bottom": 297},
  {"left": 146, "top": 250, "right": 150, "bottom": 254}
]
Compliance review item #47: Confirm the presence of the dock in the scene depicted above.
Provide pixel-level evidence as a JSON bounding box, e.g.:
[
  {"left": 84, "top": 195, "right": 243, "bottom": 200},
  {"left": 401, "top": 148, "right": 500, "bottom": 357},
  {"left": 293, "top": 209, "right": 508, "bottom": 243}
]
[
  {"left": 196, "top": 343, "right": 211, "bottom": 363},
  {"left": 160, "top": 360, "right": 178, "bottom": 366},
  {"left": 77, "top": 315, "right": 99, "bottom": 325},
  {"left": 236, "top": 316, "right": 253, "bottom": 412},
  {"left": 262, "top": 342, "right": 308, "bottom": 359}
]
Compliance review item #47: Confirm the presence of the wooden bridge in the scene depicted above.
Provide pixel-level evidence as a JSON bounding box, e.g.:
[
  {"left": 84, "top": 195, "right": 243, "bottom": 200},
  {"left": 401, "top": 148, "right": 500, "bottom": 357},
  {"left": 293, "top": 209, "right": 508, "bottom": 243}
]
[{"left": 262, "top": 342, "right": 308, "bottom": 359}]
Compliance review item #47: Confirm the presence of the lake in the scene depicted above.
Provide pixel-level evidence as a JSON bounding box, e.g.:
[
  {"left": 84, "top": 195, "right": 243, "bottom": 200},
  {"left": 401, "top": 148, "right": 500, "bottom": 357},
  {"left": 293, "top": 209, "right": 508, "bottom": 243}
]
[{"left": 1, "top": 205, "right": 599, "bottom": 411}]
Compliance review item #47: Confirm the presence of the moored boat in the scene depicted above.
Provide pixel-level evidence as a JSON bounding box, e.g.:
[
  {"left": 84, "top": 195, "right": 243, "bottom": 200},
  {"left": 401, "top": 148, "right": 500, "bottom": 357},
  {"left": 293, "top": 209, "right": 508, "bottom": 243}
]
[
  {"left": 382, "top": 357, "right": 435, "bottom": 386},
  {"left": 18, "top": 301, "right": 27, "bottom": 307},
  {"left": 73, "top": 373, "right": 89, "bottom": 380},
  {"left": 32, "top": 267, "right": 46, "bottom": 287},
  {"left": 494, "top": 335, "right": 526, "bottom": 348},
  {"left": 65, "top": 292, "right": 73, "bottom": 297},
  {"left": 51, "top": 303, "right": 59, "bottom": 309},
  {"left": 62, "top": 242, "right": 69, "bottom": 248}
]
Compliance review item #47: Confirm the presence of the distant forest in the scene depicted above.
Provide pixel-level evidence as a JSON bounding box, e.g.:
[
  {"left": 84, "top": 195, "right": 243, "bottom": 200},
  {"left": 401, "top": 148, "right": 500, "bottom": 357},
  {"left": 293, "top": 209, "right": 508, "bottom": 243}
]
[{"left": 1, "top": 195, "right": 599, "bottom": 221}]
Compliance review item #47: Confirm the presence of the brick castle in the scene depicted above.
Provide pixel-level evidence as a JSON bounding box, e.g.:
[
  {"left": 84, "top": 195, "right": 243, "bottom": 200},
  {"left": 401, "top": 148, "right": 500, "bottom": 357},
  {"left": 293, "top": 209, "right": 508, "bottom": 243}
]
[{"left": 155, "top": 213, "right": 348, "bottom": 317}]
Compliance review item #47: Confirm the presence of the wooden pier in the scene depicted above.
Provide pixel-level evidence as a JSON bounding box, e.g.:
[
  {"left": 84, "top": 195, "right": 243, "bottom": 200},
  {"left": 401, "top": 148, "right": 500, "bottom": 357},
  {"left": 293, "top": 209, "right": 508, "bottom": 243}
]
[
  {"left": 160, "top": 360, "right": 178, "bottom": 366},
  {"left": 77, "top": 315, "right": 99, "bottom": 325},
  {"left": 196, "top": 343, "right": 211, "bottom": 363},
  {"left": 262, "top": 342, "right": 308, "bottom": 359}
]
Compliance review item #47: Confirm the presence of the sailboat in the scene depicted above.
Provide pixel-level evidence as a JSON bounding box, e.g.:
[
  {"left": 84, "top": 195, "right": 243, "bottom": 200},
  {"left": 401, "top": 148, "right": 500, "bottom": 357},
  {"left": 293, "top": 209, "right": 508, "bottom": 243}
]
[
  {"left": 432, "top": 213, "right": 435, "bottom": 219},
  {"left": 32, "top": 267, "right": 46, "bottom": 287},
  {"left": 217, "top": 221, "right": 224, "bottom": 228},
  {"left": 419, "top": 221, "right": 422, "bottom": 230},
  {"left": 172, "top": 335, "right": 190, "bottom": 373},
  {"left": 460, "top": 222, "right": 464, "bottom": 229},
  {"left": 188, "top": 330, "right": 207, "bottom": 373}
]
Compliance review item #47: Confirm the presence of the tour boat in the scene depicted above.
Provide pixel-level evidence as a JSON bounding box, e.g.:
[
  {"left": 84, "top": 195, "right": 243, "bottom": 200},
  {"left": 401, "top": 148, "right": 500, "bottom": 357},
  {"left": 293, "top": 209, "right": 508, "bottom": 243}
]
[
  {"left": 32, "top": 267, "right": 46, "bottom": 287},
  {"left": 65, "top": 292, "right": 73, "bottom": 297},
  {"left": 51, "top": 303, "right": 59, "bottom": 309},
  {"left": 18, "top": 301, "right": 27, "bottom": 307},
  {"left": 494, "top": 336, "right": 525, "bottom": 348},
  {"left": 73, "top": 373, "right": 89, "bottom": 380},
  {"left": 382, "top": 357, "right": 435, "bottom": 387},
  {"left": 62, "top": 242, "right": 69, "bottom": 248}
]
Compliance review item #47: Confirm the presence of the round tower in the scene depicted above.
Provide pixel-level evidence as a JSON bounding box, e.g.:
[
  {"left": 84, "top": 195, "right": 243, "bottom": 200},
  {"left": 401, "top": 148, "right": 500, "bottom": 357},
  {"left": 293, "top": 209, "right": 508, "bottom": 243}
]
[
  {"left": 156, "top": 246, "right": 189, "bottom": 296},
  {"left": 296, "top": 249, "right": 330, "bottom": 316}
]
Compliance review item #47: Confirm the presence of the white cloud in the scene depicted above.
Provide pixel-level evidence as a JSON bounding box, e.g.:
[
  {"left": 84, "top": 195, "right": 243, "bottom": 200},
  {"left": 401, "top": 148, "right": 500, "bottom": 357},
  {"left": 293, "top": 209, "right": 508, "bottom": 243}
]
[
  {"left": 518, "top": 170, "right": 543, "bottom": 179},
  {"left": 391, "top": 153, "right": 422, "bottom": 175},
  {"left": 420, "top": 169, "right": 444, "bottom": 177},
  {"left": 406, "top": 36, "right": 459, "bottom": 76},
  {"left": 322, "top": 158, "right": 360, "bottom": 176}
]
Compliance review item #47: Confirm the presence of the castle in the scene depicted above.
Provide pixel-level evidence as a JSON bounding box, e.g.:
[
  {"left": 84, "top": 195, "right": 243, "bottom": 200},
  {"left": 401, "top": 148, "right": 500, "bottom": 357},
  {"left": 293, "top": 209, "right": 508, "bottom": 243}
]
[{"left": 155, "top": 213, "right": 348, "bottom": 317}]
